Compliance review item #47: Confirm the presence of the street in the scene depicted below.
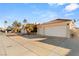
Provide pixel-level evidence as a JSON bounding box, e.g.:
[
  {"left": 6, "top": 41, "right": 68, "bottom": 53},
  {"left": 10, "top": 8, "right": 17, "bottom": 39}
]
[{"left": 0, "top": 32, "right": 76, "bottom": 56}]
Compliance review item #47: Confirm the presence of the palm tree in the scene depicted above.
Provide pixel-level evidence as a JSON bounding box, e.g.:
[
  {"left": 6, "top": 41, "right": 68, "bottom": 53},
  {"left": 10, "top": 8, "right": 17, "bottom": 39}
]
[
  {"left": 4, "top": 20, "right": 8, "bottom": 34},
  {"left": 4, "top": 20, "right": 7, "bottom": 24},
  {"left": 21, "top": 19, "right": 27, "bottom": 34},
  {"left": 23, "top": 19, "right": 27, "bottom": 24}
]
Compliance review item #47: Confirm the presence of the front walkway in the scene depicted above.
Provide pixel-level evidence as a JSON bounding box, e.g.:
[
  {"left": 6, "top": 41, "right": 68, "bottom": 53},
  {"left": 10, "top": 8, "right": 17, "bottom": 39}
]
[{"left": 0, "top": 32, "right": 70, "bottom": 56}]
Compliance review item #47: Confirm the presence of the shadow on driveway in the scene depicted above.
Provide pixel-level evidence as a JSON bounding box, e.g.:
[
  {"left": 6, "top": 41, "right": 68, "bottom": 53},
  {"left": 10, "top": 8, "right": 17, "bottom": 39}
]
[{"left": 39, "top": 36, "right": 79, "bottom": 56}]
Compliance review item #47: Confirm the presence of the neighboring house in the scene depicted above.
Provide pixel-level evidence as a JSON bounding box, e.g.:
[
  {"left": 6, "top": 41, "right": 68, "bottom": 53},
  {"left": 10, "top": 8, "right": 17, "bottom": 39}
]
[{"left": 37, "top": 19, "right": 75, "bottom": 38}]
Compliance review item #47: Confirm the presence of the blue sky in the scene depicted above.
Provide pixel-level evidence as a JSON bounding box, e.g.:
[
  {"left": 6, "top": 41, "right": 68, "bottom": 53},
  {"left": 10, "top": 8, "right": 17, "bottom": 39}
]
[{"left": 0, "top": 3, "right": 79, "bottom": 28}]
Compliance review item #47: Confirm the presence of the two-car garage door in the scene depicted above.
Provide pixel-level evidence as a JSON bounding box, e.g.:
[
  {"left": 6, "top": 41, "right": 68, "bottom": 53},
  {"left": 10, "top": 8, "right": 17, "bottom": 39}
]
[{"left": 37, "top": 25, "right": 70, "bottom": 38}]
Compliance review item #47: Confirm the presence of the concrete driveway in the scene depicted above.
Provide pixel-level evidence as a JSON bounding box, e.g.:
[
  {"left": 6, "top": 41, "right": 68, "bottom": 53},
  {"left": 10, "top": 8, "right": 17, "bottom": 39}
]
[{"left": 0, "top": 32, "right": 79, "bottom": 56}]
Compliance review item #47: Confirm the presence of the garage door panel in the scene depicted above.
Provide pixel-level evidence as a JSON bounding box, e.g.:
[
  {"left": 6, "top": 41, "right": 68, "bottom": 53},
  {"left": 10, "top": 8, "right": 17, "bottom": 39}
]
[{"left": 45, "top": 26, "right": 67, "bottom": 37}]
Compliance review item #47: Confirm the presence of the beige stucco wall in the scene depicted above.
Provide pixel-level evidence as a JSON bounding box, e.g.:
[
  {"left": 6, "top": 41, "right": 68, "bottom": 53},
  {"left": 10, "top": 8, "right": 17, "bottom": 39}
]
[
  {"left": 37, "top": 25, "right": 71, "bottom": 38},
  {"left": 37, "top": 21, "right": 75, "bottom": 38},
  {"left": 44, "top": 26, "right": 67, "bottom": 37}
]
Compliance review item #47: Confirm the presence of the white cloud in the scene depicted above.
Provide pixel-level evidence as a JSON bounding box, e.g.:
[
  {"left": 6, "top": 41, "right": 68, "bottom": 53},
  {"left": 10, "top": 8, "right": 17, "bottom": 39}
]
[
  {"left": 57, "top": 3, "right": 65, "bottom": 5},
  {"left": 48, "top": 3, "right": 56, "bottom": 6},
  {"left": 48, "top": 3, "right": 65, "bottom": 6},
  {"left": 65, "top": 3, "right": 79, "bottom": 12}
]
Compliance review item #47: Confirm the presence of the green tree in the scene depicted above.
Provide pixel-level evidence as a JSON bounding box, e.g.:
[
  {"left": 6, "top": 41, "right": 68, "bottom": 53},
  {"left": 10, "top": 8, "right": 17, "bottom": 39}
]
[
  {"left": 24, "top": 24, "right": 37, "bottom": 34},
  {"left": 12, "top": 20, "right": 21, "bottom": 27},
  {"left": 12, "top": 20, "right": 21, "bottom": 33},
  {"left": 7, "top": 26, "right": 12, "bottom": 31}
]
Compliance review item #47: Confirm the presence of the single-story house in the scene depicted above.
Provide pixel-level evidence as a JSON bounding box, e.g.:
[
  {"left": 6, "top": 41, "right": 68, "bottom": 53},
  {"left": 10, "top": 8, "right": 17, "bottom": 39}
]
[{"left": 37, "top": 19, "right": 75, "bottom": 38}]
